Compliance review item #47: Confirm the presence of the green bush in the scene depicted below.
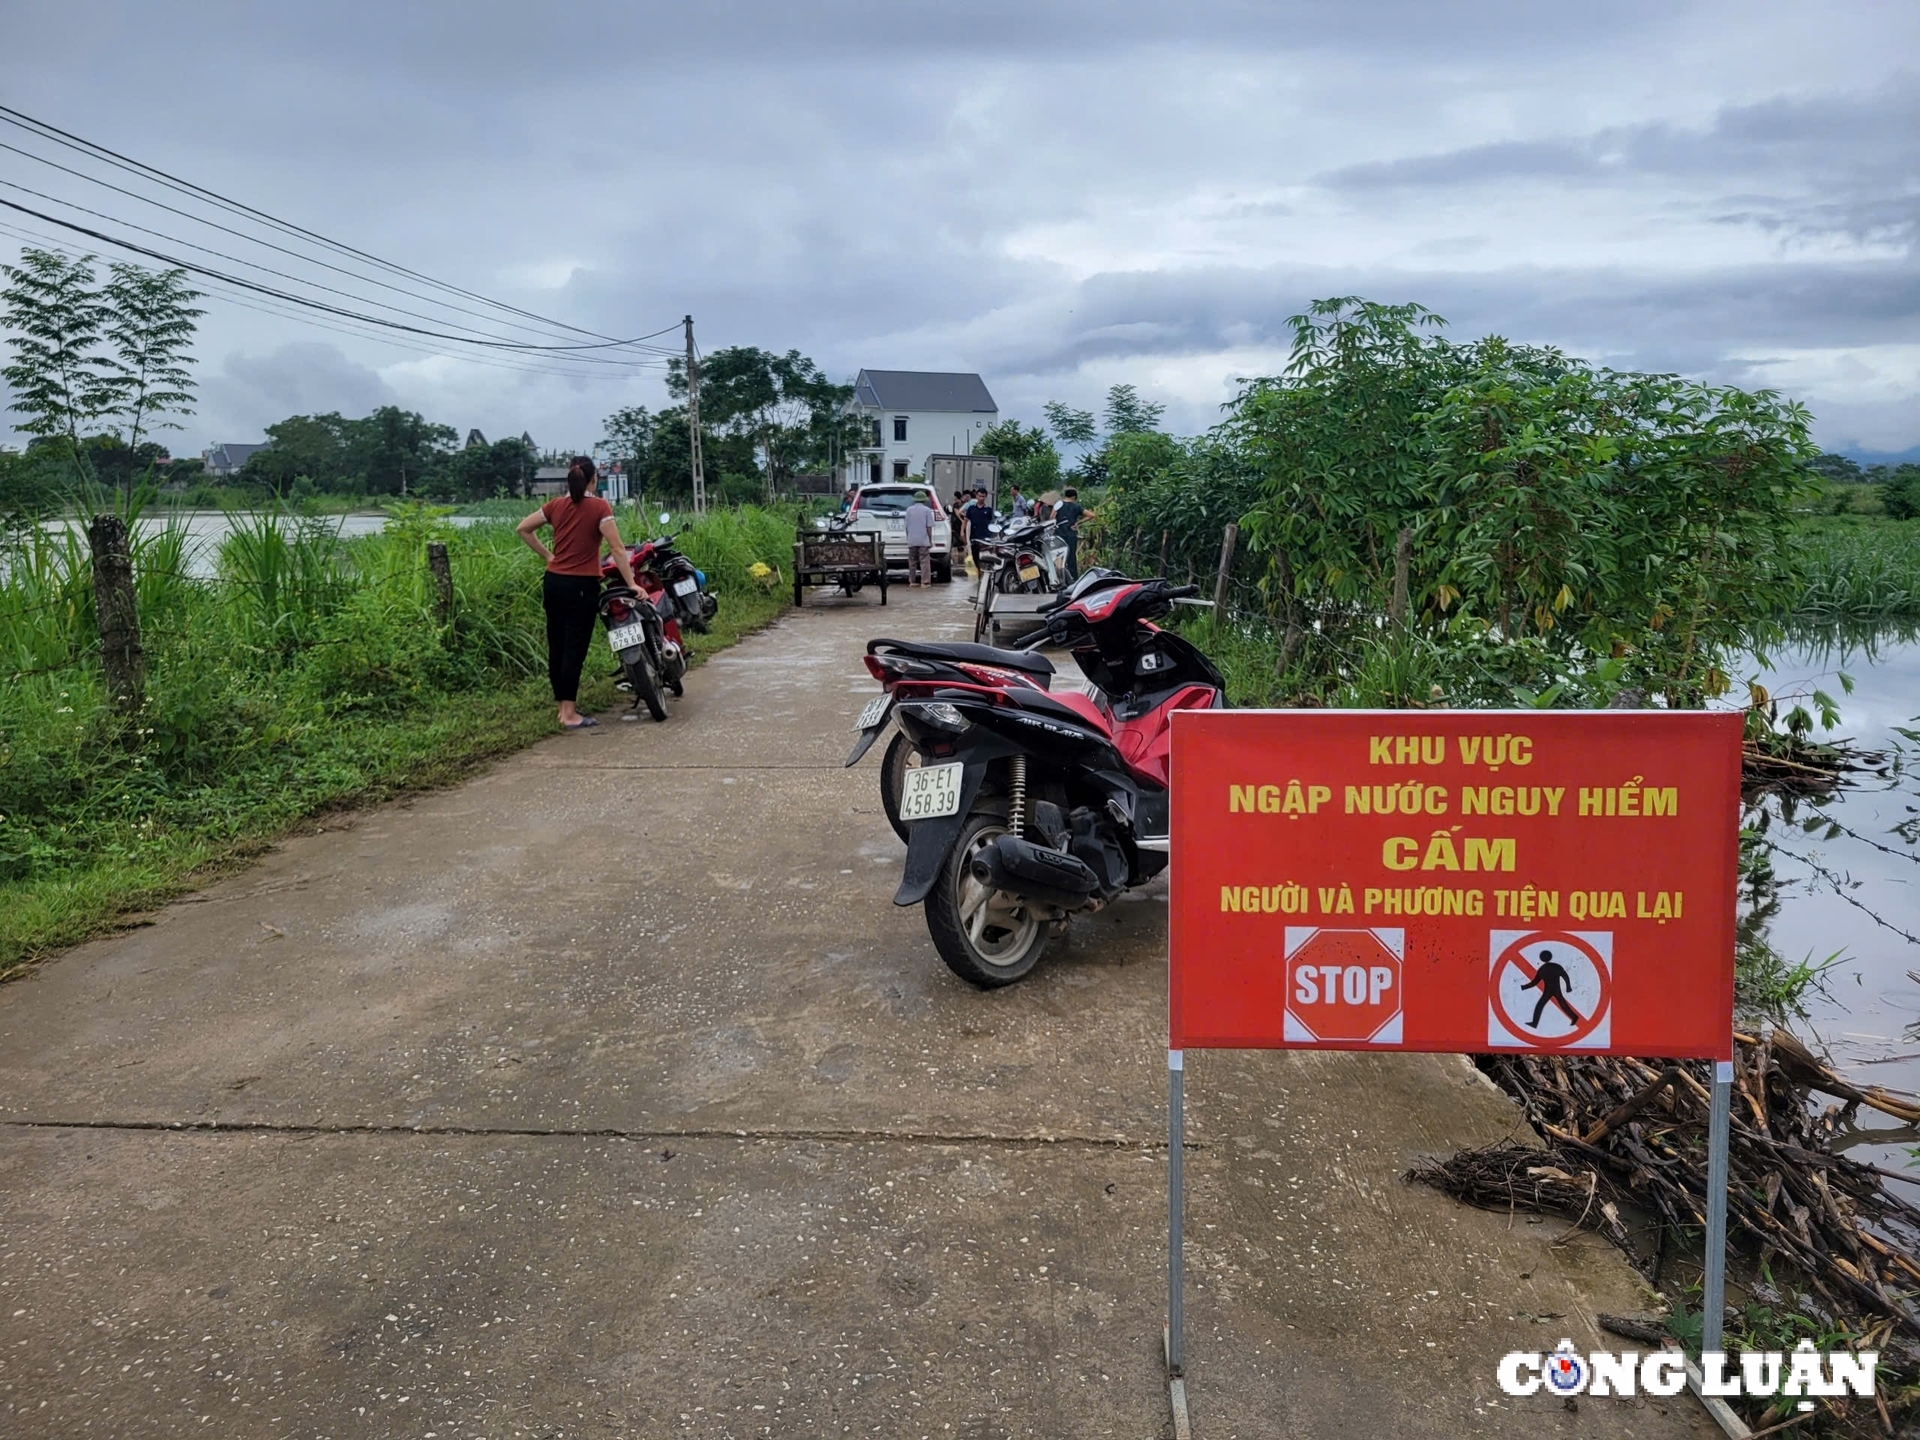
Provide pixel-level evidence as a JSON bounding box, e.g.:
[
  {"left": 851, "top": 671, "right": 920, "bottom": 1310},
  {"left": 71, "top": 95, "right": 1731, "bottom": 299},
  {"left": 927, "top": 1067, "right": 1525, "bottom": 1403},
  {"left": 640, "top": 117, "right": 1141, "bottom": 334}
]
[{"left": 1882, "top": 466, "right": 1920, "bottom": 521}]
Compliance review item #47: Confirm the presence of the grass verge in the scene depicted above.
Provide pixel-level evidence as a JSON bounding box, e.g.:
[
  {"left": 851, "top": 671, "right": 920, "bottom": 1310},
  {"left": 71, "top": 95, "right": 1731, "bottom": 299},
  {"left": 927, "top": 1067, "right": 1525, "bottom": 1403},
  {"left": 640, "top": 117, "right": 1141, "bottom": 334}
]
[{"left": 0, "top": 503, "right": 793, "bottom": 976}]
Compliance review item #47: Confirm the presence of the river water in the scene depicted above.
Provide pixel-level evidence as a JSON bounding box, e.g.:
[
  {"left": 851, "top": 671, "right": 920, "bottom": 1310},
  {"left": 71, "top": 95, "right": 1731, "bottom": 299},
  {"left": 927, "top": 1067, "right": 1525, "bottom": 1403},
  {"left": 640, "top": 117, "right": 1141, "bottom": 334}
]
[
  {"left": 1750, "top": 632, "right": 1920, "bottom": 1169},
  {"left": 38, "top": 510, "right": 475, "bottom": 578}
]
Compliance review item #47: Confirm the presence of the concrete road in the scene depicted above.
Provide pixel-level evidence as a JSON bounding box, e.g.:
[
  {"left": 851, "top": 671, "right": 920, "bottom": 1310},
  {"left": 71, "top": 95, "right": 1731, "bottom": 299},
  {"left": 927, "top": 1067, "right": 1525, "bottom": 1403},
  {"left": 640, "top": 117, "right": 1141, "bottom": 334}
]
[{"left": 0, "top": 582, "right": 1711, "bottom": 1438}]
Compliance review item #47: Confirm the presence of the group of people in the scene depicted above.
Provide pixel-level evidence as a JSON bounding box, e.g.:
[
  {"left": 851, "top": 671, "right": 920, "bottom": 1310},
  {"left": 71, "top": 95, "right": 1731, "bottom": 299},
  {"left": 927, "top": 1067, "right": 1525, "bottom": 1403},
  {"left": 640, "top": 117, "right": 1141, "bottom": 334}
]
[{"left": 943, "top": 484, "right": 1086, "bottom": 578}]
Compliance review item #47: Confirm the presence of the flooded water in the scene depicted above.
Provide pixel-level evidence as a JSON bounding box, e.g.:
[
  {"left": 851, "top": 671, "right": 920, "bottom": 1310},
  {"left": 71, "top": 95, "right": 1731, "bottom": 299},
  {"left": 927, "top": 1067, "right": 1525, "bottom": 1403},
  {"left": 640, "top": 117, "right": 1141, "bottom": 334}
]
[
  {"left": 38, "top": 511, "right": 476, "bottom": 578},
  {"left": 1749, "top": 631, "right": 1920, "bottom": 1169}
]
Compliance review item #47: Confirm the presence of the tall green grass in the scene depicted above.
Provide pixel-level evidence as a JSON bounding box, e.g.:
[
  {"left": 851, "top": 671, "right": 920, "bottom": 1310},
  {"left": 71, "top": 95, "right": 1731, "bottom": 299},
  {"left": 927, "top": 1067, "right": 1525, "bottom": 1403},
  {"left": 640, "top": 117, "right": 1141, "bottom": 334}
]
[
  {"left": 1790, "top": 517, "right": 1920, "bottom": 625},
  {"left": 0, "top": 502, "right": 797, "bottom": 972}
]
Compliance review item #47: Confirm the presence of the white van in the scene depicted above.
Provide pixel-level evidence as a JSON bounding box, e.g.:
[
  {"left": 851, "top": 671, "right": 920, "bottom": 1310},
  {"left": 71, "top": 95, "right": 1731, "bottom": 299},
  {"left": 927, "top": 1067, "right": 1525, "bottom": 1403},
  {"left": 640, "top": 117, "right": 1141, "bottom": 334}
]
[{"left": 847, "top": 485, "right": 954, "bottom": 583}]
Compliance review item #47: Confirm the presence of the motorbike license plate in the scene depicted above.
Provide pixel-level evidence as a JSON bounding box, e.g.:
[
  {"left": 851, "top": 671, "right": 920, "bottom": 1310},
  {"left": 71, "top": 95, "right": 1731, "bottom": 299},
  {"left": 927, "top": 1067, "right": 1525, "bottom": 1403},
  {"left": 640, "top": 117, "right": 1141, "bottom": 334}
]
[
  {"left": 854, "top": 694, "right": 890, "bottom": 731},
  {"left": 606, "top": 621, "right": 648, "bottom": 651},
  {"left": 899, "top": 761, "right": 964, "bottom": 820},
  {"left": 672, "top": 577, "right": 698, "bottom": 597},
  {"left": 1018, "top": 565, "right": 1040, "bottom": 582}
]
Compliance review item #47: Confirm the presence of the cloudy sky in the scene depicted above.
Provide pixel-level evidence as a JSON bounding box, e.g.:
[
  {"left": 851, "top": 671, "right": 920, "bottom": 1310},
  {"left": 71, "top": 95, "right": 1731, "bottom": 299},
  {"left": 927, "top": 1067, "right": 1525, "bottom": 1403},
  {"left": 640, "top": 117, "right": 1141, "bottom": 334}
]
[{"left": 2, "top": 0, "right": 1916, "bottom": 458}]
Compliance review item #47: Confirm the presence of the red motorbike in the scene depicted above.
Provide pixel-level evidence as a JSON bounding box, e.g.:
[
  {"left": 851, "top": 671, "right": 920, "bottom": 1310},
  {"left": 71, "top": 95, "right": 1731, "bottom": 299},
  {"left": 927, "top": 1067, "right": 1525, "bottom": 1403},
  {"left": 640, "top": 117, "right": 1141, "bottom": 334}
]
[
  {"left": 847, "top": 568, "right": 1225, "bottom": 987},
  {"left": 597, "top": 526, "right": 714, "bottom": 721}
]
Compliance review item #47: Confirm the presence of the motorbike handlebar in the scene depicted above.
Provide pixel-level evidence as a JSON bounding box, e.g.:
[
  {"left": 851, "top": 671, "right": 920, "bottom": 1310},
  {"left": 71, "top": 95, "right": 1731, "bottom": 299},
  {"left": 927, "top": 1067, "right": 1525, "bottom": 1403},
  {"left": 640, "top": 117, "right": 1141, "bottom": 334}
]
[{"left": 1162, "top": 583, "right": 1202, "bottom": 599}]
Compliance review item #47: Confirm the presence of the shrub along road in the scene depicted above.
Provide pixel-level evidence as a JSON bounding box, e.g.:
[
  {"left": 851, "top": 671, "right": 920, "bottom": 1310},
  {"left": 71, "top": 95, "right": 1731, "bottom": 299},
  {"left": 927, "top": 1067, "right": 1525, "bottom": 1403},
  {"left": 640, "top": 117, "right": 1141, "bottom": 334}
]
[{"left": 0, "top": 584, "right": 1713, "bottom": 1438}]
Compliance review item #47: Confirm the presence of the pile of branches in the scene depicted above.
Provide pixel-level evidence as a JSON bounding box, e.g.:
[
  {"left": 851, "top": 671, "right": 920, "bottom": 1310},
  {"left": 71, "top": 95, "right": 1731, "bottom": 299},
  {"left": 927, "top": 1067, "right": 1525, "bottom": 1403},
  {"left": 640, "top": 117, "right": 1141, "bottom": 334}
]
[
  {"left": 1742, "top": 734, "right": 1889, "bottom": 799},
  {"left": 1410, "top": 1031, "right": 1920, "bottom": 1430}
]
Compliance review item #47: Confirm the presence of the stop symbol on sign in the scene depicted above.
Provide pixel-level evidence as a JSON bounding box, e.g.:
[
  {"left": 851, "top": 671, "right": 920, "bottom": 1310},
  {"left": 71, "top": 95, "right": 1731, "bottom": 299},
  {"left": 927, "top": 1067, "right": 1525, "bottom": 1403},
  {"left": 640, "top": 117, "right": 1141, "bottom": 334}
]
[{"left": 1282, "top": 928, "right": 1404, "bottom": 1045}]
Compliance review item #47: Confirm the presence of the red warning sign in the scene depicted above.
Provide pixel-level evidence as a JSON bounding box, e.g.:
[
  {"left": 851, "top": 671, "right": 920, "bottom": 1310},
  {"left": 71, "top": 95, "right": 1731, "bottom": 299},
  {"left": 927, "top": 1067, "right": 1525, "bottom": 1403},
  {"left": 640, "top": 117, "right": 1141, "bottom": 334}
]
[{"left": 1168, "top": 711, "right": 1738, "bottom": 1059}]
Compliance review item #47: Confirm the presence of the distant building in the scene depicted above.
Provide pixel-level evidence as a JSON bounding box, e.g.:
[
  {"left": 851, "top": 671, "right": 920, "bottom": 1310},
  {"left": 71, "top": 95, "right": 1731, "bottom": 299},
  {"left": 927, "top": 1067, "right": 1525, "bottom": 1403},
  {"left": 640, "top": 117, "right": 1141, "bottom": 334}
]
[
  {"left": 846, "top": 370, "right": 998, "bottom": 488},
  {"left": 532, "top": 463, "right": 628, "bottom": 502},
  {"left": 203, "top": 442, "right": 266, "bottom": 476},
  {"left": 465, "top": 428, "right": 488, "bottom": 449}
]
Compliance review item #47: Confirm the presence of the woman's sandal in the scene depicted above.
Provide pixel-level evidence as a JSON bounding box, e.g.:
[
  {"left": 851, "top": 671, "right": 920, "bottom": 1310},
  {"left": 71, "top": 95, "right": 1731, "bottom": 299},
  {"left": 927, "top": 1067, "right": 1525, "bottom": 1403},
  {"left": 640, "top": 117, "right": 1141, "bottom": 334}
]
[{"left": 562, "top": 715, "right": 599, "bottom": 730}]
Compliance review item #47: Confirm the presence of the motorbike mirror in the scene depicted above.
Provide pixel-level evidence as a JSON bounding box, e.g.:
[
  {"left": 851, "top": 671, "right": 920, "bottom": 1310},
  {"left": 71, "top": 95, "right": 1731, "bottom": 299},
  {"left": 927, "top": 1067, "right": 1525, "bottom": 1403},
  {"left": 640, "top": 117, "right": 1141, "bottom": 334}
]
[
  {"left": 814, "top": 517, "right": 830, "bottom": 530},
  {"left": 658, "top": 512, "right": 672, "bottom": 526}
]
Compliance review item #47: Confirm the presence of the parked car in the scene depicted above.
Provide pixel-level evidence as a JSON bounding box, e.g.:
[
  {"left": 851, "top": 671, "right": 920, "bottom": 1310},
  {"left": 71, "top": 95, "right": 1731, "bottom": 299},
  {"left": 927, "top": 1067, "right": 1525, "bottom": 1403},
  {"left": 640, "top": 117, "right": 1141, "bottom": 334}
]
[{"left": 846, "top": 484, "right": 954, "bottom": 583}]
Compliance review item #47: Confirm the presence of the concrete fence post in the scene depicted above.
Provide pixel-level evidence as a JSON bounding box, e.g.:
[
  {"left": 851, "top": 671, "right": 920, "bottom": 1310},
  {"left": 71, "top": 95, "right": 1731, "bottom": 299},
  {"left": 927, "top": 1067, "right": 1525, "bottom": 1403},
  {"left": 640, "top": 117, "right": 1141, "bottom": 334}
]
[
  {"left": 1212, "top": 523, "right": 1238, "bottom": 613},
  {"left": 88, "top": 513, "right": 145, "bottom": 715},
  {"left": 426, "top": 541, "right": 453, "bottom": 627}
]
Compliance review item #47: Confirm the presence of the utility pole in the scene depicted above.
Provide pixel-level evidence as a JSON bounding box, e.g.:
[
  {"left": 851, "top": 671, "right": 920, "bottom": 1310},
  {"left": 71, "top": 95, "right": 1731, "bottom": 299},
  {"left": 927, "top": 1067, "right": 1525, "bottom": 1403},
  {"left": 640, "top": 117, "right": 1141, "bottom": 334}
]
[{"left": 684, "top": 314, "right": 706, "bottom": 515}]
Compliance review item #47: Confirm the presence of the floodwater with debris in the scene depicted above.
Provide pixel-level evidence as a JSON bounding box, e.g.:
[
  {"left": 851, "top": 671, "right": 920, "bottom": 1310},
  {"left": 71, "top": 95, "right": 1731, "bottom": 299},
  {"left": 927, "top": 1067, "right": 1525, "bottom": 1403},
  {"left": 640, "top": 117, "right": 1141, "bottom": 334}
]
[{"left": 1751, "top": 631, "right": 1920, "bottom": 1172}]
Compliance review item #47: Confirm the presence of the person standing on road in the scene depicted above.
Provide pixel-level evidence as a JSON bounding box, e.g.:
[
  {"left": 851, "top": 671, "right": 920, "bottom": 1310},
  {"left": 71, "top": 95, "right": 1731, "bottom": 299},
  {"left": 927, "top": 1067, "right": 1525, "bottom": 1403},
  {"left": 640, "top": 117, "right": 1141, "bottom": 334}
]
[
  {"left": 517, "top": 456, "right": 640, "bottom": 731},
  {"left": 965, "top": 486, "right": 997, "bottom": 571},
  {"left": 1053, "top": 486, "right": 1087, "bottom": 580},
  {"left": 903, "top": 490, "right": 936, "bottom": 587},
  {"left": 950, "top": 491, "right": 969, "bottom": 568},
  {"left": 1008, "top": 484, "right": 1030, "bottom": 518}
]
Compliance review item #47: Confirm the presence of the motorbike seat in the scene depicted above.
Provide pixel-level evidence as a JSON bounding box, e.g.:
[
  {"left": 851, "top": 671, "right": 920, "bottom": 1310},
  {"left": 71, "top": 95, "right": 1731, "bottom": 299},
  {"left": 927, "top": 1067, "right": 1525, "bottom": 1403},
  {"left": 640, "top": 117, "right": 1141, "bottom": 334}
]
[{"left": 869, "top": 638, "right": 1056, "bottom": 679}]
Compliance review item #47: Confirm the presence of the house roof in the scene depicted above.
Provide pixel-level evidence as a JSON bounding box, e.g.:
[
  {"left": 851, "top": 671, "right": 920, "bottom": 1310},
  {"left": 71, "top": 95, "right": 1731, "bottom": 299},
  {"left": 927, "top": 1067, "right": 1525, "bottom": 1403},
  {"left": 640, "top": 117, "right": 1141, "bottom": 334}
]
[
  {"left": 855, "top": 370, "right": 997, "bottom": 414},
  {"left": 206, "top": 442, "right": 266, "bottom": 468}
]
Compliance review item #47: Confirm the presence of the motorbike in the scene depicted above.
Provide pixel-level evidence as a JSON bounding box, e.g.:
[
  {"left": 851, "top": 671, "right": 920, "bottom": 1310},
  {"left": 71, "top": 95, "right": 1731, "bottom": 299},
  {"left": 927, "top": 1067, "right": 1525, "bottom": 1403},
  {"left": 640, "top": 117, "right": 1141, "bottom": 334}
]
[
  {"left": 597, "top": 513, "right": 716, "bottom": 722},
  {"left": 847, "top": 568, "right": 1226, "bottom": 987},
  {"left": 970, "top": 516, "right": 1068, "bottom": 641}
]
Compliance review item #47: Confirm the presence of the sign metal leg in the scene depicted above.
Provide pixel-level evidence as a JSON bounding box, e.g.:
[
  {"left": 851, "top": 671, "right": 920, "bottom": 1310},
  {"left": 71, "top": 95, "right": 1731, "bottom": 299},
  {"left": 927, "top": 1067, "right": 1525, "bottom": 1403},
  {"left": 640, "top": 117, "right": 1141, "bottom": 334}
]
[
  {"left": 1701, "top": 1059, "right": 1733, "bottom": 1357},
  {"left": 1168, "top": 1048, "right": 1185, "bottom": 1375}
]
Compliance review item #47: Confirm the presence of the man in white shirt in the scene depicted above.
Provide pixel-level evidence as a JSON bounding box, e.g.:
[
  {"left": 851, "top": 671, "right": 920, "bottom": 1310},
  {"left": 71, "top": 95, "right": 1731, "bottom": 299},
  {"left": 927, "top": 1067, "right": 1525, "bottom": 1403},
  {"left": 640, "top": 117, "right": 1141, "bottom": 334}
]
[{"left": 903, "top": 492, "right": 936, "bottom": 587}]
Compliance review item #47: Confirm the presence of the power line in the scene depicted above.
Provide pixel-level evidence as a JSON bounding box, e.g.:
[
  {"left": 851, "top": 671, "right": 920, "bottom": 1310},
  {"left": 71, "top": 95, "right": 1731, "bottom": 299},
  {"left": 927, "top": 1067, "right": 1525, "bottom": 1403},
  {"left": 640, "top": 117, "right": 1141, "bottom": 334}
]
[
  {"left": 0, "top": 218, "right": 669, "bottom": 384},
  {"left": 0, "top": 104, "right": 674, "bottom": 355},
  {"left": 0, "top": 195, "right": 673, "bottom": 356},
  {"left": 0, "top": 147, "right": 678, "bottom": 359},
  {"left": 0, "top": 174, "right": 668, "bottom": 366}
]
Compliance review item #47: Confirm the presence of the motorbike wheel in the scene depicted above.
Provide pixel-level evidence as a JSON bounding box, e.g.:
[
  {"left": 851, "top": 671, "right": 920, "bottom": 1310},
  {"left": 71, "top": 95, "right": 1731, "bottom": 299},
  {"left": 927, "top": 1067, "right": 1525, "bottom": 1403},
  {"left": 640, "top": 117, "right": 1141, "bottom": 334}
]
[
  {"left": 624, "top": 651, "right": 667, "bottom": 722},
  {"left": 879, "top": 731, "right": 921, "bottom": 844},
  {"left": 924, "top": 812, "right": 1051, "bottom": 989}
]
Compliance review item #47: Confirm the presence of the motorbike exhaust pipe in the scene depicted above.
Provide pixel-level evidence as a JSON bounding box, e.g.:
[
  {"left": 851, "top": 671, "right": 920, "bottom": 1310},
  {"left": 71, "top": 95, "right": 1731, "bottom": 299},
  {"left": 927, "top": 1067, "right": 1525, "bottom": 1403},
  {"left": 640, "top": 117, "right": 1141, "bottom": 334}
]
[{"left": 970, "top": 834, "right": 1102, "bottom": 912}]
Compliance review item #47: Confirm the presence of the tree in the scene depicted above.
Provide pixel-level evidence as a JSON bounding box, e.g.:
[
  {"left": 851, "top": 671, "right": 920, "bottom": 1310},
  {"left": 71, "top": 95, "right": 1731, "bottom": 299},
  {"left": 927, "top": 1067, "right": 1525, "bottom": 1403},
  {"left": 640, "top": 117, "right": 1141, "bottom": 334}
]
[
  {"left": 1043, "top": 401, "right": 1097, "bottom": 448},
  {"left": 1809, "top": 452, "right": 1862, "bottom": 484},
  {"left": 1103, "top": 383, "right": 1165, "bottom": 437},
  {"left": 0, "top": 249, "right": 115, "bottom": 469},
  {"left": 974, "top": 419, "right": 1062, "bottom": 494},
  {"left": 356, "top": 406, "right": 456, "bottom": 495},
  {"left": 241, "top": 412, "right": 359, "bottom": 495},
  {"left": 1227, "top": 297, "right": 1812, "bottom": 701},
  {"left": 600, "top": 404, "right": 654, "bottom": 492},
  {"left": 1879, "top": 464, "right": 1920, "bottom": 520},
  {"left": 429, "top": 435, "right": 537, "bottom": 501},
  {"left": 100, "top": 262, "right": 202, "bottom": 452},
  {"left": 668, "top": 346, "right": 857, "bottom": 494}
]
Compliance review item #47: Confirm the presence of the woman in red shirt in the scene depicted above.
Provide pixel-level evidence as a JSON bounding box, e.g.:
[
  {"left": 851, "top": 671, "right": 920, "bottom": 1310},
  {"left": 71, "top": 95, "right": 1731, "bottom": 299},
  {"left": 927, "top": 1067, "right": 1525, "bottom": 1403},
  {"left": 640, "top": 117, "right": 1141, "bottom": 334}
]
[{"left": 516, "top": 456, "right": 640, "bottom": 729}]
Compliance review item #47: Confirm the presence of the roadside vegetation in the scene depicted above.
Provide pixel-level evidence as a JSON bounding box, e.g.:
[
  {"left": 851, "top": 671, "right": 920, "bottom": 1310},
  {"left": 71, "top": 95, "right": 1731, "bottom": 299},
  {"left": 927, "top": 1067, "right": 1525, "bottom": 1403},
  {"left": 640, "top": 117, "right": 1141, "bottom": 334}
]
[{"left": 0, "top": 501, "right": 794, "bottom": 974}]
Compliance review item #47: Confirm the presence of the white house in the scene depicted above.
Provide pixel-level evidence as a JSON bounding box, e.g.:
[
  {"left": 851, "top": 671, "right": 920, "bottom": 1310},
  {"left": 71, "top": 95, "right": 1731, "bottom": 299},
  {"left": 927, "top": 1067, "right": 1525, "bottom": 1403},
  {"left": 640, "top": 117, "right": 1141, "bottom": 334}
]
[{"left": 845, "top": 370, "right": 998, "bottom": 489}]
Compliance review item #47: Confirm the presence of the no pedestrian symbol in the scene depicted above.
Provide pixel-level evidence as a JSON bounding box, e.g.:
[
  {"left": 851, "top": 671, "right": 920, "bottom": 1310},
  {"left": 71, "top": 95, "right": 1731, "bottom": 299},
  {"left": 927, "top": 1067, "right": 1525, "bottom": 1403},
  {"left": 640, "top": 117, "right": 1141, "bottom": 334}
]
[{"left": 1488, "top": 930, "right": 1612, "bottom": 1050}]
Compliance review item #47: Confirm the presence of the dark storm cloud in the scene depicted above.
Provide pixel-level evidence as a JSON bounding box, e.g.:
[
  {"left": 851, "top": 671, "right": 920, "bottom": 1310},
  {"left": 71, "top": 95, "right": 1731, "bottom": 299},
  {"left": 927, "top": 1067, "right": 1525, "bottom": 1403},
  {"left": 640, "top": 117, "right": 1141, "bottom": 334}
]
[
  {"left": 0, "top": 2, "right": 1914, "bottom": 452},
  {"left": 1322, "top": 76, "right": 1920, "bottom": 247},
  {"left": 200, "top": 344, "right": 395, "bottom": 433}
]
